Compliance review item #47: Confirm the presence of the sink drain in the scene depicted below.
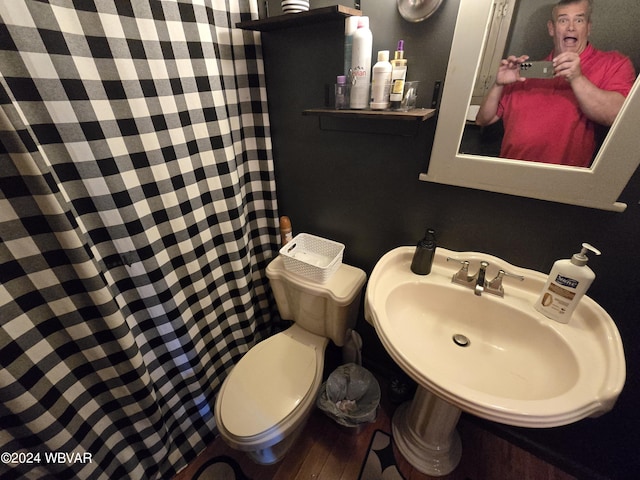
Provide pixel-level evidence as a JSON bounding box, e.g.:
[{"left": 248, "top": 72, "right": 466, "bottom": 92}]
[{"left": 452, "top": 334, "right": 470, "bottom": 347}]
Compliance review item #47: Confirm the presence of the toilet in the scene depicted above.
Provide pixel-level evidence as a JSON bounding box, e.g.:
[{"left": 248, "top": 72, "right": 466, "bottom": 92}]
[{"left": 213, "top": 254, "right": 366, "bottom": 464}]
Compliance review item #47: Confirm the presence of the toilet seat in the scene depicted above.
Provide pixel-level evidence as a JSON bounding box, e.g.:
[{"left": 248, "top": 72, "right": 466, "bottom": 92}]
[{"left": 215, "top": 325, "right": 327, "bottom": 449}]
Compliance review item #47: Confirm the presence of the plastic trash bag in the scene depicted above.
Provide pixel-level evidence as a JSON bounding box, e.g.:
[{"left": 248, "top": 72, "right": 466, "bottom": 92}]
[
  {"left": 316, "top": 363, "right": 381, "bottom": 427},
  {"left": 341, "top": 329, "right": 363, "bottom": 365}
]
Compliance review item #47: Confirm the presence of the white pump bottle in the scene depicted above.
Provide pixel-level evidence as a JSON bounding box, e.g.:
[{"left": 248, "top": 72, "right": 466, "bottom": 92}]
[{"left": 534, "top": 243, "right": 601, "bottom": 323}]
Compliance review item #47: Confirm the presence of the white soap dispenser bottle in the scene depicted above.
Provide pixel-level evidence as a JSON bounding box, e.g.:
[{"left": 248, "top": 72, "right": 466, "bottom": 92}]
[{"left": 534, "top": 243, "right": 601, "bottom": 323}]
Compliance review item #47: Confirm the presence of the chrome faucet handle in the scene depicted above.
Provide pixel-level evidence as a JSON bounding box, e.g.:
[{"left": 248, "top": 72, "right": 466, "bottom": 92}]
[
  {"left": 486, "top": 269, "right": 525, "bottom": 297},
  {"left": 446, "top": 257, "right": 467, "bottom": 265},
  {"left": 446, "top": 257, "right": 473, "bottom": 283},
  {"left": 493, "top": 269, "right": 525, "bottom": 282}
]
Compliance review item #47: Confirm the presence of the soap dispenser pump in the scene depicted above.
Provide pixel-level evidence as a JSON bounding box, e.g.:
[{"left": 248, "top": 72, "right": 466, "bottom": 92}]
[
  {"left": 411, "top": 228, "right": 436, "bottom": 275},
  {"left": 534, "top": 243, "right": 601, "bottom": 323}
]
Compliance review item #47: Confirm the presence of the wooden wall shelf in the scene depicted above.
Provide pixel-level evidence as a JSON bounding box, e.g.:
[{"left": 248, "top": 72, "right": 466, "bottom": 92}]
[
  {"left": 236, "top": 6, "right": 361, "bottom": 32},
  {"left": 303, "top": 108, "right": 436, "bottom": 122}
]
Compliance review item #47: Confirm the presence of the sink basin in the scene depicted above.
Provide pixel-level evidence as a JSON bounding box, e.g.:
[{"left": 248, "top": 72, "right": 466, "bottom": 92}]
[
  {"left": 366, "top": 246, "right": 625, "bottom": 426},
  {"left": 385, "top": 282, "right": 580, "bottom": 403},
  {"left": 365, "top": 247, "right": 625, "bottom": 475}
]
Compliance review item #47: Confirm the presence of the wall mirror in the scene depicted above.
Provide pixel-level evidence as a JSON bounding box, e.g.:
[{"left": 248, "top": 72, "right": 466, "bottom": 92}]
[{"left": 421, "top": 0, "right": 640, "bottom": 212}]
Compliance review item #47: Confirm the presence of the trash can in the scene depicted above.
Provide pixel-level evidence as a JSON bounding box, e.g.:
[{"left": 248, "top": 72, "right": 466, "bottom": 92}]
[{"left": 316, "top": 363, "right": 381, "bottom": 430}]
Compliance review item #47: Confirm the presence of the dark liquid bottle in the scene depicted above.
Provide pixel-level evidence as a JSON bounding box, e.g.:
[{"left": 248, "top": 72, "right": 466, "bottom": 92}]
[{"left": 410, "top": 228, "right": 436, "bottom": 275}]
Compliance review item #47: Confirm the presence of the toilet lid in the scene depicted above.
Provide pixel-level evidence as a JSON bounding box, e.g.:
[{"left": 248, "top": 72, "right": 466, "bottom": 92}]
[{"left": 219, "top": 333, "right": 317, "bottom": 438}]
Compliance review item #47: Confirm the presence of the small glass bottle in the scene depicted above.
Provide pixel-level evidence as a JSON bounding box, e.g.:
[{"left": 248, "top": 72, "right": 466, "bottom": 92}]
[{"left": 335, "top": 75, "right": 348, "bottom": 109}]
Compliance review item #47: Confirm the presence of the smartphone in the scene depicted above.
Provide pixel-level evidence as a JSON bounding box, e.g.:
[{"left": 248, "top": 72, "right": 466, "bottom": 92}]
[{"left": 519, "top": 61, "right": 554, "bottom": 79}]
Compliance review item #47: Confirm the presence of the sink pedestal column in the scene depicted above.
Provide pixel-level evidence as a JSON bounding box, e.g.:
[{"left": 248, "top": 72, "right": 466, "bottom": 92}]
[{"left": 392, "top": 385, "right": 462, "bottom": 476}]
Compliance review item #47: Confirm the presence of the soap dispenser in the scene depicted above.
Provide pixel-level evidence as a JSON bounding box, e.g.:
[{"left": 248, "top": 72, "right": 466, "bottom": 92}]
[
  {"left": 534, "top": 243, "right": 601, "bottom": 323},
  {"left": 410, "top": 228, "right": 436, "bottom": 275}
]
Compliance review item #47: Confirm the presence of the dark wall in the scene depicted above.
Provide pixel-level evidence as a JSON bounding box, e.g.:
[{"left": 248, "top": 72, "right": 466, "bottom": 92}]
[{"left": 260, "top": 1, "right": 640, "bottom": 479}]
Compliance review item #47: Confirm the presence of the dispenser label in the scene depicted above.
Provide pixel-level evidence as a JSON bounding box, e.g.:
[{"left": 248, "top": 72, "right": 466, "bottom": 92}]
[
  {"left": 538, "top": 283, "right": 575, "bottom": 319},
  {"left": 391, "top": 79, "right": 405, "bottom": 94},
  {"left": 536, "top": 275, "right": 580, "bottom": 321},
  {"left": 548, "top": 282, "right": 576, "bottom": 301},
  {"left": 351, "top": 66, "right": 367, "bottom": 79},
  {"left": 555, "top": 274, "right": 579, "bottom": 289}
]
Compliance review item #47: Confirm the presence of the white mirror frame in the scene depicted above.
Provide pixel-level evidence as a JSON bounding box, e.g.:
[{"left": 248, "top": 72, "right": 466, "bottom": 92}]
[{"left": 421, "top": 0, "right": 640, "bottom": 212}]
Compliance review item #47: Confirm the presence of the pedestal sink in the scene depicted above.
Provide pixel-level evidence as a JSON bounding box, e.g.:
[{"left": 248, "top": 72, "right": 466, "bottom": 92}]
[{"left": 364, "top": 247, "right": 625, "bottom": 476}]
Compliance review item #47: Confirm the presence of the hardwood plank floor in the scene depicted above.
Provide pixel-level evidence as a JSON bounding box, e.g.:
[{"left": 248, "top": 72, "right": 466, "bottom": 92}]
[{"left": 174, "top": 373, "right": 577, "bottom": 480}]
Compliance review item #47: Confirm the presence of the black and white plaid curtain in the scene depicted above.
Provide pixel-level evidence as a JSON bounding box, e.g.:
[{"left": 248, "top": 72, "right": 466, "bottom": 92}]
[{"left": 0, "top": 1, "right": 278, "bottom": 478}]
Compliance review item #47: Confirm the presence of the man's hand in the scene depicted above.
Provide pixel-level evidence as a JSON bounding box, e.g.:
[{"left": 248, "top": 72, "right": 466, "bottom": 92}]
[
  {"left": 553, "top": 52, "right": 582, "bottom": 82},
  {"left": 495, "top": 55, "right": 530, "bottom": 86}
]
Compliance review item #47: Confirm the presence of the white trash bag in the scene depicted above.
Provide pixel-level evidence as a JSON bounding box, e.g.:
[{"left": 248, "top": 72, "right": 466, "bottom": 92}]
[{"left": 316, "top": 363, "right": 381, "bottom": 427}]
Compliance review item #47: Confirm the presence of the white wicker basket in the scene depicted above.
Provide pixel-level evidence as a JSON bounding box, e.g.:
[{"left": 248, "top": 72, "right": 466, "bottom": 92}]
[{"left": 279, "top": 233, "right": 345, "bottom": 283}]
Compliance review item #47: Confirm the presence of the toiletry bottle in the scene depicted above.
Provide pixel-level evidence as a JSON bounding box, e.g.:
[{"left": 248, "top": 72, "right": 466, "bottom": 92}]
[
  {"left": 370, "top": 50, "right": 392, "bottom": 110},
  {"left": 411, "top": 228, "right": 436, "bottom": 275},
  {"left": 343, "top": 16, "right": 359, "bottom": 78},
  {"left": 335, "top": 75, "right": 348, "bottom": 109},
  {"left": 534, "top": 243, "right": 601, "bottom": 323},
  {"left": 389, "top": 40, "right": 408, "bottom": 110},
  {"left": 349, "top": 16, "right": 373, "bottom": 109},
  {"left": 279, "top": 216, "right": 293, "bottom": 246}
]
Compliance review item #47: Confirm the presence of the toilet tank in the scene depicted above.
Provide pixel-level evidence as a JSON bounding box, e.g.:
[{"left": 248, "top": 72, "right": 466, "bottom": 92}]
[{"left": 266, "top": 256, "right": 367, "bottom": 346}]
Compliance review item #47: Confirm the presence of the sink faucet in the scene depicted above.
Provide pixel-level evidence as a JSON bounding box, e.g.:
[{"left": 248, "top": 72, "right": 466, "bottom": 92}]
[
  {"left": 447, "top": 258, "right": 524, "bottom": 297},
  {"left": 474, "top": 261, "right": 489, "bottom": 296}
]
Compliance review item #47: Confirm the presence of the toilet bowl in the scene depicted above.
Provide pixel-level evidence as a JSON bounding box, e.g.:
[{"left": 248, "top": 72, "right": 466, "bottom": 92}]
[{"left": 214, "top": 255, "right": 366, "bottom": 464}]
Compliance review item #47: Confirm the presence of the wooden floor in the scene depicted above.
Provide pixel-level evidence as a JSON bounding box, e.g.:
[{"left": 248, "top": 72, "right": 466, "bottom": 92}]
[{"left": 173, "top": 374, "right": 576, "bottom": 480}]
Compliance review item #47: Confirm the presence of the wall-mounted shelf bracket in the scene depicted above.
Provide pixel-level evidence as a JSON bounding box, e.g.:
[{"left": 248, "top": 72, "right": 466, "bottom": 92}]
[{"left": 302, "top": 108, "right": 436, "bottom": 136}]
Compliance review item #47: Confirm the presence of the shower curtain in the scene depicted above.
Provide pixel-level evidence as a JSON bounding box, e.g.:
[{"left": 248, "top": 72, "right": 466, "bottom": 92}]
[{"left": 0, "top": 1, "right": 278, "bottom": 478}]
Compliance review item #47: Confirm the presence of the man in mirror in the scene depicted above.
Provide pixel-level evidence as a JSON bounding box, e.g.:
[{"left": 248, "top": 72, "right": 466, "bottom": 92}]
[{"left": 475, "top": 0, "right": 636, "bottom": 167}]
